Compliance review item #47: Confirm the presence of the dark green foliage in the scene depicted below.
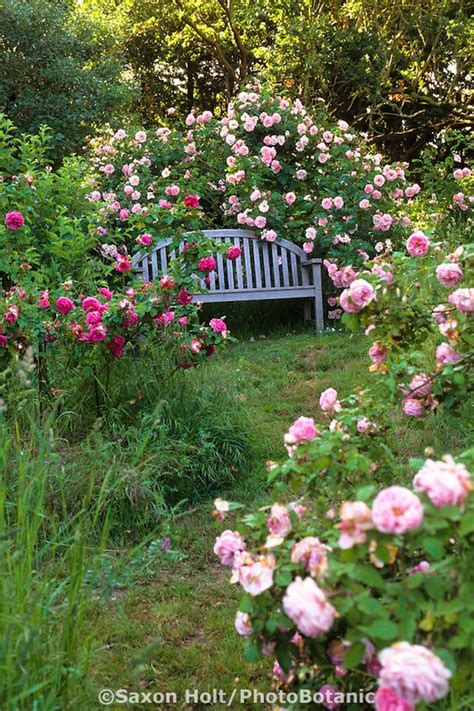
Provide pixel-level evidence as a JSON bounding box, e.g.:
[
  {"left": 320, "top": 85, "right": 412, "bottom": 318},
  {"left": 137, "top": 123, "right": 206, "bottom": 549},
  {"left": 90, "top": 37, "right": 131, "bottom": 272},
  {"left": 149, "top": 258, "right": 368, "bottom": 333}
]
[{"left": 0, "top": 0, "right": 135, "bottom": 157}]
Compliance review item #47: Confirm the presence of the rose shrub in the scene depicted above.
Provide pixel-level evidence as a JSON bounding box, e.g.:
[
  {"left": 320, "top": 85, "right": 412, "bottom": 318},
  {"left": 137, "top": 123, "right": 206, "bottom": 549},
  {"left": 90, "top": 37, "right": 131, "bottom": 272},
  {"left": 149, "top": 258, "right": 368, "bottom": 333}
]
[{"left": 213, "top": 232, "right": 473, "bottom": 708}]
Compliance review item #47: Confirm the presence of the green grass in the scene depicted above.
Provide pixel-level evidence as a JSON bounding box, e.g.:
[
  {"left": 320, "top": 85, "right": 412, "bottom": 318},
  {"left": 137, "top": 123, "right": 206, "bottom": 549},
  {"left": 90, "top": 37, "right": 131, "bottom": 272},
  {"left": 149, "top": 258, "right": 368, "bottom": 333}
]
[
  {"left": 86, "top": 329, "right": 471, "bottom": 708},
  {"left": 2, "top": 328, "right": 469, "bottom": 709}
]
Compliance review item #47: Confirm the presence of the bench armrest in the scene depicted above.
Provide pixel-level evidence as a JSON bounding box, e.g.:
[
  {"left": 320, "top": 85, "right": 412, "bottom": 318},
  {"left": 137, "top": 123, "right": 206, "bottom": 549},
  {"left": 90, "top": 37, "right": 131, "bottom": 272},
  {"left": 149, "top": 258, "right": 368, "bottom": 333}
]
[{"left": 301, "top": 258, "right": 322, "bottom": 266}]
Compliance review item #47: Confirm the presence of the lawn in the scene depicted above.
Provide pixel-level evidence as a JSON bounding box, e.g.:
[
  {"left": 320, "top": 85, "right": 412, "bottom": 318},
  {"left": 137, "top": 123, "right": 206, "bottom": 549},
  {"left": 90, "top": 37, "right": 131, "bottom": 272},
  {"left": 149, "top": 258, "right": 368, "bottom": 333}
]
[{"left": 87, "top": 329, "right": 470, "bottom": 708}]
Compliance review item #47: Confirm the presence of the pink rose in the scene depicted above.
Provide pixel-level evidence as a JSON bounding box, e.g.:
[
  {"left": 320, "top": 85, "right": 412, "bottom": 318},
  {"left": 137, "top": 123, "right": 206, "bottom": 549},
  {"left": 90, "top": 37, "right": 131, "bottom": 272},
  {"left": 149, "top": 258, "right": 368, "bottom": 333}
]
[
  {"left": 337, "top": 501, "right": 373, "bottom": 549},
  {"left": 234, "top": 611, "right": 252, "bottom": 637},
  {"left": 198, "top": 257, "right": 216, "bottom": 273},
  {"left": 369, "top": 341, "right": 387, "bottom": 363},
  {"left": 291, "top": 537, "right": 329, "bottom": 577},
  {"left": 214, "top": 530, "right": 246, "bottom": 567},
  {"left": 406, "top": 231, "right": 430, "bottom": 257},
  {"left": 209, "top": 317, "right": 227, "bottom": 334},
  {"left": 436, "top": 342, "right": 462, "bottom": 366},
  {"left": 436, "top": 263, "right": 463, "bottom": 288},
  {"left": 402, "top": 398, "right": 425, "bottom": 417},
  {"left": 0, "top": 334, "right": 8, "bottom": 348},
  {"left": 448, "top": 287, "right": 474, "bottom": 314},
  {"left": 55, "top": 296, "right": 74, "bottom": 314},
  {"left": 89, "top": 324, "right": 107, "bottom": 342},
  {"left": 413, "top": 455, "right": 471, "bottom": 507},
  {"left": 319, "top": 387, "right": 340, "bottom": 415},
  {"left": 106, "top": 335, "right": 126, "bottom": 358},
  {"left": 267, "top": 503, "right": 292, "bottom": 537},
  {"left": 377, "top": 642, "right": 451, "bottom": 704},
  {"left": 138, "top": 233, "right": 153, "bottom": 247},
  {"left": 374, "top": 688, "right": 414, "bottom": 711},
  {"left": 284, "top": 416, "right": 318, "bottom": 445},
  {"left": 5, "top": 211, "right": 25, "bottom": 230},
  {"left": 184, "top": 194, "right": 200, "bottom": 209},
  {"left": 340, "top": 279, "right": 375, "bottom": 313},
  {"left": 283, "top": 577, "right": 335, "bottom": 637},
  {"left": 227, "top": 246, "right": 241, "bottom": 260},
  {"left": 237, "top": 553, "right": 274, "bottom": 596},
  {"left": 371, "top": 486, "right": 423, "bottom": 534},
  {"left": 98, "top": 287, "right": 113, "bottom": 301},
  {"left": 82, "top": 296, "right": 102, "bottom": 312},
  {"left": 319, "top": 684, "right": 341, "bottom": 710}
]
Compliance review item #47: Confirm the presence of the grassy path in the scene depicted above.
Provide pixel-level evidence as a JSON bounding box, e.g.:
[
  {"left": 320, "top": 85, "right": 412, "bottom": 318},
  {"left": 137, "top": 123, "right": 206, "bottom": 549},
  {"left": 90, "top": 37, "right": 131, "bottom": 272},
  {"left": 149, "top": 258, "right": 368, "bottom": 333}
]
[{"left": 88, "top": 331, "right": 468, "bottom": 708}]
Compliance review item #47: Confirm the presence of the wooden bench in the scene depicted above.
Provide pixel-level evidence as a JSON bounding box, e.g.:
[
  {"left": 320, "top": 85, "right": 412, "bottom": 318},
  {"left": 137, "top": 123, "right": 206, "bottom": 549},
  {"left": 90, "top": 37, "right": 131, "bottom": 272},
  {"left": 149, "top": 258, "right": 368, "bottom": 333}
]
[{"left": 132, "top": 229, "right": 324, "bottom": 331}]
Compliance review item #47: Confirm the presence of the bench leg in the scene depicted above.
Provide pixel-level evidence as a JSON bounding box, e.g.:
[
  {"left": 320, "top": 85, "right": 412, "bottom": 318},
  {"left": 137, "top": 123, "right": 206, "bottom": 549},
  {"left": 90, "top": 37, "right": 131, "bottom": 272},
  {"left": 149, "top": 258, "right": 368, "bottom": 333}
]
[{"left": 312, "top": 263, "right": 324, "bottom": 332}]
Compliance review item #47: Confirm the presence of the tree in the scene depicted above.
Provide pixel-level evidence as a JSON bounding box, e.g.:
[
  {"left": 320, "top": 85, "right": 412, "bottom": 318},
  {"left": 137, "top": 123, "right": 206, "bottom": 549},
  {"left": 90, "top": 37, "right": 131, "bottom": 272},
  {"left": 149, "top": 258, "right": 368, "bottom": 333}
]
[{"left": 0, "top": 0, "right": 135, "bottom": 157}]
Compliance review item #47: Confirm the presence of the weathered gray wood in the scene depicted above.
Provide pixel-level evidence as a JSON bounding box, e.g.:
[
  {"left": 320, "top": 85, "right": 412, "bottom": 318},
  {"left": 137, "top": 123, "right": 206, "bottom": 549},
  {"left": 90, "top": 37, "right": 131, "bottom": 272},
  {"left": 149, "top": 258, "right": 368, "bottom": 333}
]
[
  {"left": 243, "top": 237, "right": 253, "bottom": 288},
  {"left": 261, "top": 241, "right": 272, "bottom": 287},
  {"left": 131, "top": 229, "right": 324, "bottom": 330},
  {"left": 252, "top": 239, "right": 262, "bottom": 288},
  {"left": 290, "top": 252, "right": 298, "bottom": 286},
  {"left": 234, "top": 237, "right": 244, "bottom": 289},
  {"left": 271, "top": 243, "right": 280, "bottom": 288},
  {"left": 281, "top": 248, "right": 290, "bottom": 287},
  {"left": 225, "top": 238, "right": 235, "bottom": 290}
]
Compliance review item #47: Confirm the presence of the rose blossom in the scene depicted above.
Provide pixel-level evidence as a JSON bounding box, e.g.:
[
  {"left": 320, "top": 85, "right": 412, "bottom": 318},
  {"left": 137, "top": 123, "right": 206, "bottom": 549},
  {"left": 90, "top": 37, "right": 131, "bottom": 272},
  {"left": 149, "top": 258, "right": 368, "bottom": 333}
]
[
  {"left": 284, "top": 416, "right": 318, "bottom": 446},
  {"left": 435, "top": 262, "right": 463, "bottom": 288},
  {"left": 319, "top": 685, "right": 341, "bottom": 710},
  {"left": 291, "top": 537, "right": 329, "bottom": 577},
  {"left": 340, "top": 279, "right": 375, "bottom": 313},
  {"left": 436, "top": 342, "right": 462, "bottom": 366},
  {"left": 283, "top": 577, "right": 336, "bottom": 638},
  {"left": 371, "top": 486, "right": 423, "bottom": 534},
  {"left": 374, "top": 688, "right": 414, "bottom": 711},
  {"left": 227, "top": 246, "right": 241, "bottom": 260},
  {"left": 213, "top": 498, "right": 229, "bottom": 520},
  {"left": 214, "top": 530, "right": 246, "bottom": 566},
  {"left": 448, "top": 287, "right": 474, "bottom": 314},
  {"left": 267, "top": 503, "right": 292, "bottom": 537},
  {"left": 369, "top": 341, "right": 387, "bottom": 362},
  {"left": 55, "top": 296, "right": 74, "bottom": 314},
  {"left": 413, "top": 455, "right": 471, "bottom": 507},
  {"left": 184, "top": 194, "right": 200, "bottom": 208},
  {"left": 402, "top": 398, "right": 425, "bottom": 417},
  {"left": 209, "top": 317, "right": 227, "bottom": 334},
  {"left": 198, "top": 256, "right": 216, "bottom": 273},
  {"left": 408, "top": 560, "right": 430, "bottom": 575},
  {"left": 5, "top": 211, "right": 25, "bottom": 230},
  {"left": 236, "top": 553, "right": 275, "bottom": 596},
  {"left": 406, "top": 231, "right": 430, "bottom": 257},
  {"left": 319, "top": 387, "right": 340, "bottom": 415},
  {"left": 377, "top": 642, "right": 451, "bottom": 704},
  {"left": 337, "top": 501, "right": 373, "bottom": 548},
  {"left": 234, "top": 611, "right": 252, "bottom": 637}
]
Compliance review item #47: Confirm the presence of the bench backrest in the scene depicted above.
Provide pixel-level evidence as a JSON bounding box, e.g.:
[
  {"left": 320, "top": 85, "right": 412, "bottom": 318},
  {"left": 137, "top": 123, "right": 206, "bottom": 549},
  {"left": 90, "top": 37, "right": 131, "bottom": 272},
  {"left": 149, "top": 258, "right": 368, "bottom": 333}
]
[{"left": 132, "top": 229, "right": 317, "bottom": 292}]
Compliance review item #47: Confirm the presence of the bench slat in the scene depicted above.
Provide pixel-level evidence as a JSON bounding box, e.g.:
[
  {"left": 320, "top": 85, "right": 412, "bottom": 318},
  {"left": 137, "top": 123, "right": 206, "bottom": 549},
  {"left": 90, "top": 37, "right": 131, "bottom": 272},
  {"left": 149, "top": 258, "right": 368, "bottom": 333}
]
[
  {"left": 216, "top": 242, "right": 226, "bottom": 290},
  {"left": 225, "top": 237, "right": 235, "bottom": 290},
  {"left": 243, "top": 237, "right": 253, "bottom": 289},
  {"left": 271, "top": 243, "right": 280, "bottom": 288},
  {"left": 290, "top": 252, "right": 299, "bottom": 286},
  {"left": 262, "top": 241, "right": 272, "bottom": 288},
  {"left": 281, "top": 248, "right": 290, "bottom": 287},
  {"left": 234, "top": 237, "right": 244, "bottom": 289},
  {"left": 253, "top": 239, "right": 262, "bottom": 288}
]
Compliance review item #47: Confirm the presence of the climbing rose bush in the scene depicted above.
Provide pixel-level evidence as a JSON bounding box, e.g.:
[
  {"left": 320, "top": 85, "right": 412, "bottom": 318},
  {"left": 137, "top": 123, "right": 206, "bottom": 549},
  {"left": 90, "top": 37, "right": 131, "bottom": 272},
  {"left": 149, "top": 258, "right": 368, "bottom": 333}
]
[
  {"left": 337, "top": 234, "right": 473, "bottom": 418},
  {"left": 88, "top": 86, "right": 443, "bottom": 266}
]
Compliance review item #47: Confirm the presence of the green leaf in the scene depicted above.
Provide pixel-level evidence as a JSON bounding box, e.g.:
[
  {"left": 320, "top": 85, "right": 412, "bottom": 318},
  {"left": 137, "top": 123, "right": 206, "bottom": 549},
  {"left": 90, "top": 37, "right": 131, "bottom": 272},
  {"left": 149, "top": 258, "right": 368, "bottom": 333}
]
[
  {"left": 343, "top": 642, "right": 366, "bottom": 669},
  {"left": 276, "top": 643, "right": 292, "bottom": 673},
  {"left": 352, "top": 565, "right": 385, "bottom": 589},
  {"left": 363, "top": 619, "right": 399, "bottom": 640},
  {"left": 357, "top": 596, "right": 386, "bottom": 617},
  {"left": 460, "top": 513, "right": 474, "bottom": 537},
  {"left": 244, "top": 643, "right": 260, "bottom": 663}
]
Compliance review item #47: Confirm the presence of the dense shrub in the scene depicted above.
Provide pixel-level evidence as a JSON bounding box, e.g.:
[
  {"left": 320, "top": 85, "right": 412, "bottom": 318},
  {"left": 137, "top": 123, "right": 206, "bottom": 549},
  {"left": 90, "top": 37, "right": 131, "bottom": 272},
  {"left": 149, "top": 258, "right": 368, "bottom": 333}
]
[
  {"left": 213, "top": 232, "right": 473, "bottom": 708},
  {"left": 0, "top": 0, "right": 134, "bottom": 158}
]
